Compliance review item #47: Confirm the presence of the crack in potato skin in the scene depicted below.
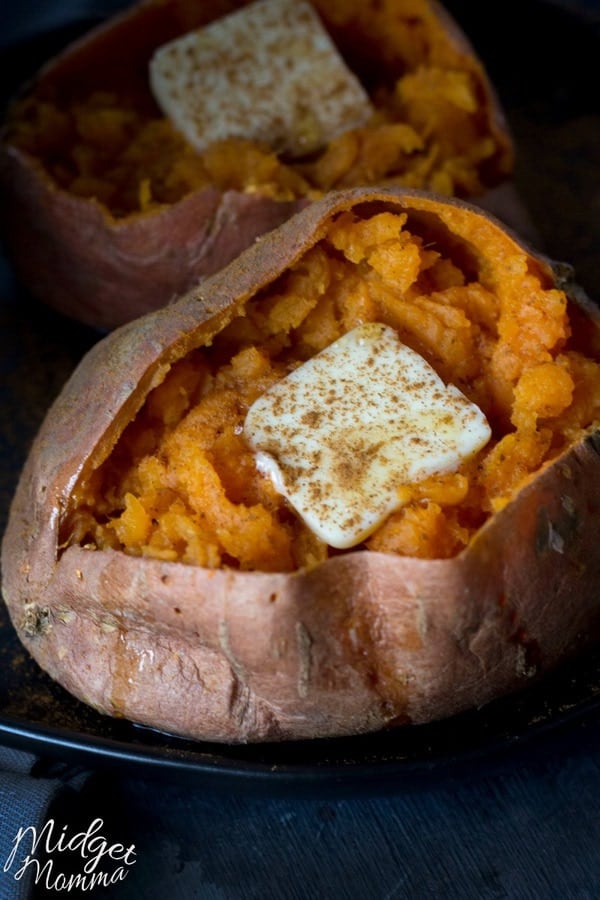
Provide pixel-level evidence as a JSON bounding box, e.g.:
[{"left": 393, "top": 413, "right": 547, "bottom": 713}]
[
  {"left": 3, "top": 187, "right": 600, "bottom": 744},
  {"left": 64, "top": 209, "right": 600, "bottom": 572},
  {"left": 5, "top": 0, "right": 512, "bottom": 219}
]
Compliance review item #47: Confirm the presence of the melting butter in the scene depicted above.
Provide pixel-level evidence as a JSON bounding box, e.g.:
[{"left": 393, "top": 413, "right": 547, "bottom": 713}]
[
  {"left": 244, "top": 322, "right": 492, "bottom": 549},
  {"left": 149, "top": 0, "right": 373, "bottom": 158}
]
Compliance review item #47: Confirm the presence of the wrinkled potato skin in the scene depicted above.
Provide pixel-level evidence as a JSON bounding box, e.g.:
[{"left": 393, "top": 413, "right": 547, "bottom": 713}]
[
  {"left": 0, "top": 159, "right": 303, "bottom": 330},
  {"left": 0, "top": 0, "right": 514, "bottom": 331},
  {"left": 2, "top": 187, "right": 600, "bottom": 743}
]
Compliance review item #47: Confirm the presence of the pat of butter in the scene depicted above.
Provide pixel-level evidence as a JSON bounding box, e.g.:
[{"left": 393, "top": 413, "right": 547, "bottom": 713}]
[
  {"left": 244, "top": 323, "right": 492, "bottom": 549},
  {"left": 149, "top": 0, "right": 374, "bottom": 157}
]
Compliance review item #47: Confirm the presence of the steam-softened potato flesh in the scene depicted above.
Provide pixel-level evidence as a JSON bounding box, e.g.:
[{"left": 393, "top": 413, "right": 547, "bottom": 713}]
[
  {"left": 7, "top": 0, "right": 510, "bottom": 218},
  {"left": 65, "top": 209, "right": 600, "bottom": 572}
]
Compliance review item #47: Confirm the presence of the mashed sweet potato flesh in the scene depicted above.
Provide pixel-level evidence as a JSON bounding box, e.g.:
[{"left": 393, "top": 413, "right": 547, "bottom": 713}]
[
  {"left": 67, "top": 210, "right": 600, "bottom": 571},
  {"left": 7, "top": 0, "right": 510, "bottom": 217}
]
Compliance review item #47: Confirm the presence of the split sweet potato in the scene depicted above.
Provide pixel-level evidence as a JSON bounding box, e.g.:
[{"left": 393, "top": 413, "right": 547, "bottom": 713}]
[
  {"left": 0, "top": 0, "right": 514, "bottom": 329},
  {"left": 2, "top": 187, "right": 600, "bottom": 743}
]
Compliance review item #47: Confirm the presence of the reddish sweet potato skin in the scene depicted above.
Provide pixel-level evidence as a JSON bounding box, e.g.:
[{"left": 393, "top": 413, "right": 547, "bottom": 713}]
[
  {"left": 2, "top": 187, "right": 600, "bottom": 743},
  {"left": 0, "top": 0, "right": 514, "bottom": 331},
  {"left": 0, "top": 151, "right": 304, "bottom": 330}
]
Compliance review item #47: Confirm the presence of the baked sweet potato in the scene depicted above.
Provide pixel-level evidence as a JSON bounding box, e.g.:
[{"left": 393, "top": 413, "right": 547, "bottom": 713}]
[
  {"left": 0, "top": 0, "right": 514, "bottom": 330},
  {"left": 3, "top": 186, "right": 600, "bottom": 744}
]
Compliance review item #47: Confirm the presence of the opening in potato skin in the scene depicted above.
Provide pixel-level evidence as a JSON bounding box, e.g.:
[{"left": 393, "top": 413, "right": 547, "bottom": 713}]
[
  {"left": 0, "top": 0, "right": 516, "bottom": 330},
  {"left": 2, "top": 187, "right": 600, "bottom": 744},
  {"left": 5, "top": 0, "right": 512, "bottom": 216},
  {"left": 63, "top": 200, "right": 600, "bottom": 573}
]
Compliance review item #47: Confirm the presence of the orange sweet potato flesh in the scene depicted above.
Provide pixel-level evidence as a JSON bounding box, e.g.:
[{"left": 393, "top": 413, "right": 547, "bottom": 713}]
[
  {"left": 64, "top": 205, "right": 598, "bottom": 571},
  {"left": 0, "top": 0, "right": 514, "bottom": 330},
  {"left": 2, "top": 187, "right": 600, "bottom": 743}
]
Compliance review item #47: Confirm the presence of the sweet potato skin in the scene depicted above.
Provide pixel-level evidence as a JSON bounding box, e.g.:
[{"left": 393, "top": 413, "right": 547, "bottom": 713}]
[
  {"left": 0, "top": 0, "right": 514, "bottom": 330},
  {"left": 2, "top": 187, "right": 600, "bottom": 743},
  {"left": 0, "top": 147, "right": 304, "bottom": 330}
]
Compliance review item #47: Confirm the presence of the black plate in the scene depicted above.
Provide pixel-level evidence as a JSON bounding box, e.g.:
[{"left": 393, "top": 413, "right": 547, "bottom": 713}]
[{"left": 1, "top": 0, "right": 600, "bottom": 789}]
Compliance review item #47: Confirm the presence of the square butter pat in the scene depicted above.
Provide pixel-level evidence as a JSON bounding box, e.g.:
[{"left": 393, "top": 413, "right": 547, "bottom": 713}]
[
  {"left": 149, "top": 0, "right": 374, "bottom": 157},
  {"left": 244, "top": 323, "right": 492, "bottom": 549}
]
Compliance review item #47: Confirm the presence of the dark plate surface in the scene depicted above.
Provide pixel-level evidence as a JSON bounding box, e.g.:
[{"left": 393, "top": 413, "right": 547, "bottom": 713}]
[{"left": 1, "top": 0, "right": 599, "bottom": 790}]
